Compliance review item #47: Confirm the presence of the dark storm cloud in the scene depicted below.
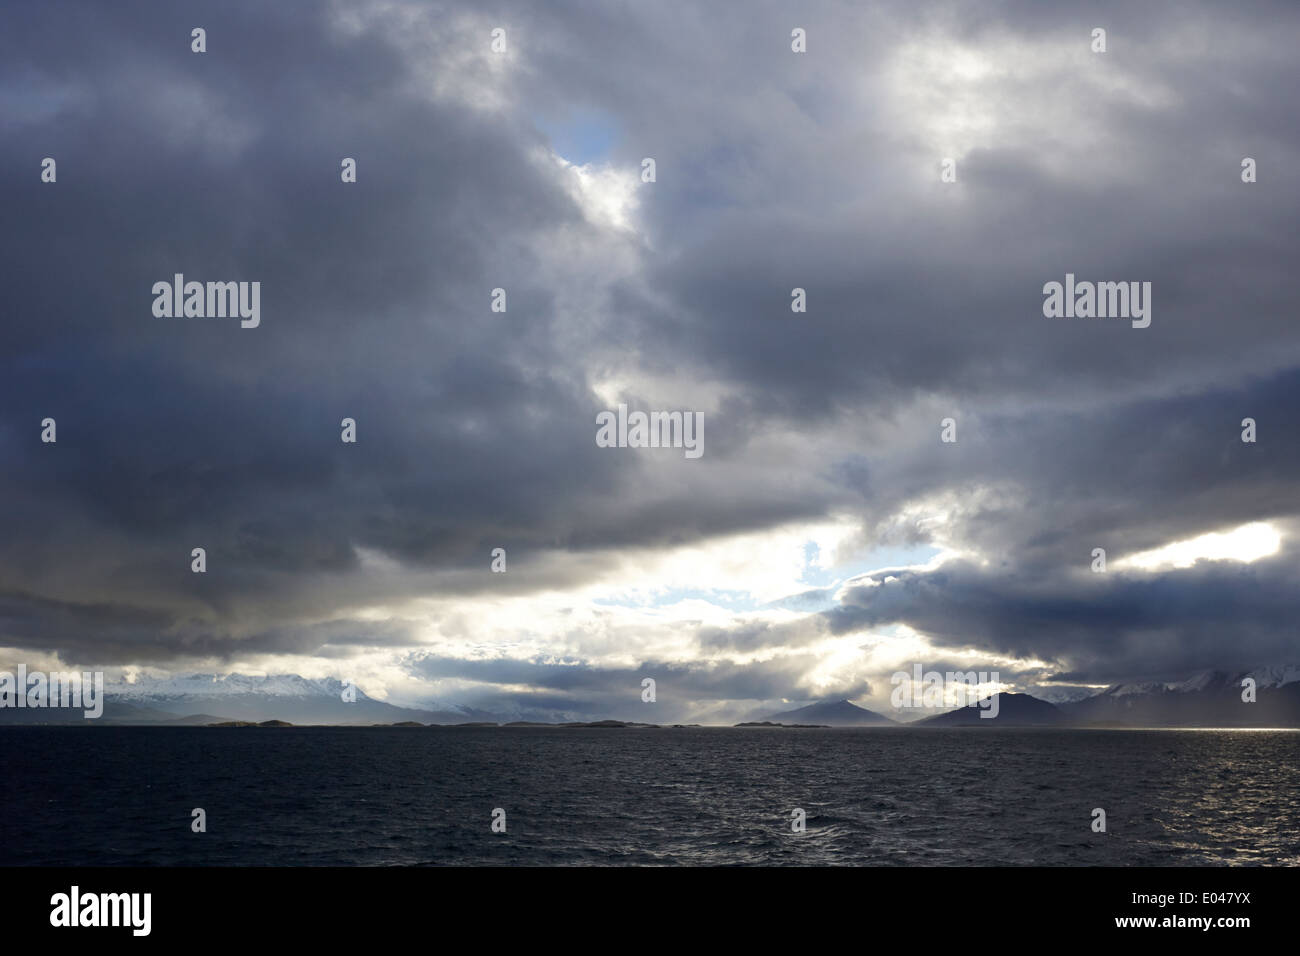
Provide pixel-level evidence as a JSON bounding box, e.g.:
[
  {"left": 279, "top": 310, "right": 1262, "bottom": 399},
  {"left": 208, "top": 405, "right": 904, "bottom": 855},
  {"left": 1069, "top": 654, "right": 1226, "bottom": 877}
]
[
  {"left": 827, "top": 540, "right": 1300, "bottom": 685},
  {"left": 1, "top": 0, "right": 1298, "bottom": 699},
  {"left": 807, "top": 362, "right": 1300, "bottom": 683},
  {"left": 1, "top": 1, "right": 644, "bottom": 636}
]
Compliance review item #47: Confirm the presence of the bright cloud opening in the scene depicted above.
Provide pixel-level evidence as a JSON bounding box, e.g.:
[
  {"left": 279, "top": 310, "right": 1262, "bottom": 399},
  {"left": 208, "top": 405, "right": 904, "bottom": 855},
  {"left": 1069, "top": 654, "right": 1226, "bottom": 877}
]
[{"left": 1118, "top": 521, "right": 1281, "bottom": 571}]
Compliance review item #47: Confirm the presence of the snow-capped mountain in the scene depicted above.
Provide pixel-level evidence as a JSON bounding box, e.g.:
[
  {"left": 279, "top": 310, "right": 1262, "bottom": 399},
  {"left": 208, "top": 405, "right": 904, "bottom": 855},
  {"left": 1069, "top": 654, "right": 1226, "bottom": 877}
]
[
  {"left": 1, "top": 671, "right": 635, "bottom": 726},
  {"left": 1239, "top": 663, "right": 1300, "bottom": 689},
  {"left": 98, "top": 673, "right": 491, "bottom": 725},
  {"left": 1104, "top": 680, "right": 1171, "bottom": 698},
  {"left": 1062, "top": 664, "right": 1300, "bottom": 727},
  {"left": 1098, "top": 665, "right": 1300, "bottom": 698},
  {"left": 1027, "top": 685, "right": 1098, "bottom": 705},
  {"left": 109, "top": 673, "right": 370, "bottom": 701}
]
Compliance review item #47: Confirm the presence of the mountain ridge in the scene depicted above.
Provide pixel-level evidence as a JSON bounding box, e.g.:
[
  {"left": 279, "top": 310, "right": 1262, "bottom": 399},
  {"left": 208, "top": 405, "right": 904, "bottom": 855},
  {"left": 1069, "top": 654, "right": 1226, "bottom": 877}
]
[
  {"left": 919, "top": 692, "right": 1066, "bottom": 726},
  {"left": 760, "top": 699, "right": 896, "bottom": 726},
  {"left": 5, "top": 665, "right": 1300, "bottom": 727}
]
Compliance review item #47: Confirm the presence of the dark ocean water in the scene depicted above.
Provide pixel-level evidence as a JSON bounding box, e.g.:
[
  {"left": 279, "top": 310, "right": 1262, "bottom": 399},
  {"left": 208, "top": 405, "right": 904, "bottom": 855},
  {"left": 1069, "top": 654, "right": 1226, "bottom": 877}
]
[{"left": 2, "top": 726, "right": 1298, "bottom": 866}]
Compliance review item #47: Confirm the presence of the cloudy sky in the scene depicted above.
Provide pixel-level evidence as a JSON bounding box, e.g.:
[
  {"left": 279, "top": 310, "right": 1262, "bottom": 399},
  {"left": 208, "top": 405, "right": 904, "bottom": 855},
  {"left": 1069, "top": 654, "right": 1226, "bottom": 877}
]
[{"left": 2, "top": 0, "right": 1298, "bottom": 722}]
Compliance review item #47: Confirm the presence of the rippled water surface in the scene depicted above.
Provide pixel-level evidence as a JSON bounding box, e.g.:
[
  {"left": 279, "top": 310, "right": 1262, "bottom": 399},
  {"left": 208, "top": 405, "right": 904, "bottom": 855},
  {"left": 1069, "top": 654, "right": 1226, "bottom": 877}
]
[{"left": 3, "top": 726, "right": 1298, "bottom": 866}]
